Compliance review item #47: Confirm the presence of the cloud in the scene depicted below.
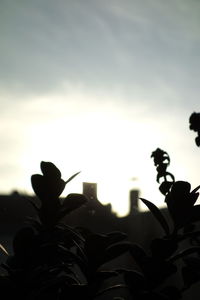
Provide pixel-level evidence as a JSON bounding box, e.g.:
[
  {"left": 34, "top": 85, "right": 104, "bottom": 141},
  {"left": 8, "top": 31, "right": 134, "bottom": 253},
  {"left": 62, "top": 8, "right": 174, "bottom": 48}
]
[{"left": 0, "top": 0, "right": 200, "bottom": 100}]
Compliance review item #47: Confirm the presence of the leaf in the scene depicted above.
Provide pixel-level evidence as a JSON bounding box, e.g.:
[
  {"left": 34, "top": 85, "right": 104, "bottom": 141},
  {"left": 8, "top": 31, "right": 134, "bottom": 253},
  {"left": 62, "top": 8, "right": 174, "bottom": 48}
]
[
  {"left": 182, "top": 266, "right": 200, "bottom": 289},
  {"left": 183, "top": 256, "right": 200, "bottom": 269},
  {"left": 57, "top": 245, "right": 87, "bottom": 268},
  {"left": 161, "top": 286, "right": 182, "bottom": 300},
  {"left": 192, "top": 185, "right": 200, "bottom": 194},
  {"left": 59, "top": 193, "right": 88, "bottom": 218},
  {"left": 106, "top": 231, "right": 127, "bottom": 243},
  {"left": 28, "top": 199, "right": 40, "bottom": 212},
  {"left": 84, "top": 233, "right": 108, "bottom": 257},
  {"left": 31, "top": 174, "right": 66, "bottom": 200},
  {"left": 123, "top": 270, "right": 145, "bottom": 290},
  {"left": 31, "top": 174, "right": 45, "bottom": 198},
  {"left": 104, "top": 241, "right": 132, "bottom": 261},
  {"left": 129, "top": 244, "right": 147, "bottom": 264},
  {"left": 189, "top": 205, "right": 200, "bottom": 224},
  {"left": 65, "top": 171, "right": 81, "bottom": 184},
  {"left": 13, "top": 227, "right": 36, "bottom": 257},
  {"left": 169, "top": 246, "right": 200, "bottom": 263},
  {"left": 95, "top": 270, "right": 119, "bottom": 279},
  {"left": 0, "top": 244, "right": 8, "bottom": 255},
  {"left": 56, "top": 224, "right": 85, "bottom": 242},
  {"left": 150, "top": 238, "right": 178, "bottom": 259},
  {"left": 140, "top": 198, "right": 170, "bottom": 236},
  {"left": 25, "top": 217, "right": 42, "bottom": 230},
  {"left": 40, "top": 161, "right": 61, "bottom": 179},
  {"left": 95, "top": 284, "right": 128, "bottom": 298}
]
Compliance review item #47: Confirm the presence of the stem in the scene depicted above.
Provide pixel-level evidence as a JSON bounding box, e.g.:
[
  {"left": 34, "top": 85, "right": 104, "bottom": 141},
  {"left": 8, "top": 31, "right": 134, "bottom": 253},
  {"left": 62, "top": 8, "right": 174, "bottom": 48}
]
[{"left": 95, "top": 284, "right": 128, "bottom": 297}]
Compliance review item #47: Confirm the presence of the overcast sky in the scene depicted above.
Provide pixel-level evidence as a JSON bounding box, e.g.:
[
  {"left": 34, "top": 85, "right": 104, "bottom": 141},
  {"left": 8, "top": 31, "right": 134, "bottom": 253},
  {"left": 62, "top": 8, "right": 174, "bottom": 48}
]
[{"left": 0, "top": 0, "right": 200, "bottom": 216}]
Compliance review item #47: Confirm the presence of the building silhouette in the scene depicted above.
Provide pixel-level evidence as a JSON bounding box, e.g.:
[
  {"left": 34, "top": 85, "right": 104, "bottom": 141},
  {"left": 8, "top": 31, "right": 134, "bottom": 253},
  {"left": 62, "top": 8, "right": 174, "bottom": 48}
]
[
  {"left": 0, "top": 183, "right": 171, "bottom": 252},
  {"left": 0, "top": 184, "right": 199, "bottom": 299}
]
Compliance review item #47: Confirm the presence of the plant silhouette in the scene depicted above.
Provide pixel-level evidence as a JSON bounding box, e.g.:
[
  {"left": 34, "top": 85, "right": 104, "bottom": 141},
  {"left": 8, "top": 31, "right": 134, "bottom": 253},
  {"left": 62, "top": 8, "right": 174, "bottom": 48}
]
[
  {"left": 0, "top": 113, "right": 199, "bottom": 299},
  {"left": 189, "top": 112, "right": 200, "bottom": 146},
  {"left": 30, "top": 161, "right": 85, "bottom": 228},
  {"left": 151, "top": 148, "right": 175, "bottom": 195}
]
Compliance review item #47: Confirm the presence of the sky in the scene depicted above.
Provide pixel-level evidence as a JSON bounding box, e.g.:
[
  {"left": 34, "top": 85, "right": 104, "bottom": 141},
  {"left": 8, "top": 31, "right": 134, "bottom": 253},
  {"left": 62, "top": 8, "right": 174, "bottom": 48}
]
[{"left": 0, "top": 0, "right": 200, "bottom": 216}]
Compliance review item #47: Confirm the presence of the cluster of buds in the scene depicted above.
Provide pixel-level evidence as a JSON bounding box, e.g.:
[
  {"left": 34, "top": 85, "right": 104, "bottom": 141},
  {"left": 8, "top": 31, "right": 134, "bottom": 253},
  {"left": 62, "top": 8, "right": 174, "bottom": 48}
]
[{"left": 151, "top": 148, "right": 175, "bottom": 195}]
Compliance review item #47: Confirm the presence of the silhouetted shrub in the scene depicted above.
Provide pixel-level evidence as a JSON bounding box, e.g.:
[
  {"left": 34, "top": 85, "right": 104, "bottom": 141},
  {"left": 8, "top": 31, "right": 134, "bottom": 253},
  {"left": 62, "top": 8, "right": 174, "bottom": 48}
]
[
  {"left": 189, "top": 112, "right": 200, "bottom": 146},
  {"left": 0, "top": 112, "right": 199, "bottom": 299}
]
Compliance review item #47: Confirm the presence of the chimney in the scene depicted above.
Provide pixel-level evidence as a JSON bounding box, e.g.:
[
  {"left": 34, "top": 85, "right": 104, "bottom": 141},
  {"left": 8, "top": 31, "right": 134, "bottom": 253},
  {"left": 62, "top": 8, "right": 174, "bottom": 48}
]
[
  {"left": 82, "top": 182, "right": 97, "bottom": 201},
  {"left": 129, "top": 189, "right": 139, "bottom": 214}
]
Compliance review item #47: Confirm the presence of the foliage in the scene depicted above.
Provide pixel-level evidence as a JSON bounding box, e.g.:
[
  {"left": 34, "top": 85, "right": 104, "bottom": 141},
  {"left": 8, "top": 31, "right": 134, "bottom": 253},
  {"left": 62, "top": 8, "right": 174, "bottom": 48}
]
[
  {"left": 151, "top": 148, "right": 175, "bottom": 195},
  {"left": 0, "top": 112, "right": 199, "bottom": 299},
  {"left": 189, "top": 112, "right": 200, "bottom": 146}
]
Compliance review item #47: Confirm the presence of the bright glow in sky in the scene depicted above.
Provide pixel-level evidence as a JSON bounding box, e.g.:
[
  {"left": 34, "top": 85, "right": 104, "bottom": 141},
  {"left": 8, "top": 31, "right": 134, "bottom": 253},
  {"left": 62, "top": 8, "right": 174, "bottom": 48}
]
[{"left": 0, "top": 0, "right": 200, "bottom": 216}]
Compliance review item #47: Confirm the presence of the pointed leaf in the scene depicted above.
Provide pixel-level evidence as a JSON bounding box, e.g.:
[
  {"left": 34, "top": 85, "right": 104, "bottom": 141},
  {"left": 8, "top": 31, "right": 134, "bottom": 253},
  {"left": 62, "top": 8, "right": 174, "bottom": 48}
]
[
  {"left": 170, "top": 246, "right": 200, "bottom": 262},
  {"left": 140, "top": 198, "right": 170, "bottom": 236},
  {"left": 0, "top": 244, "right": 8, "bottom": 255},
  {"left": 192, "top": 185, "right": 200, "bottom": 194},
  {"left": 65, "top": 171, "right": 81, "bottom": 184}
]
